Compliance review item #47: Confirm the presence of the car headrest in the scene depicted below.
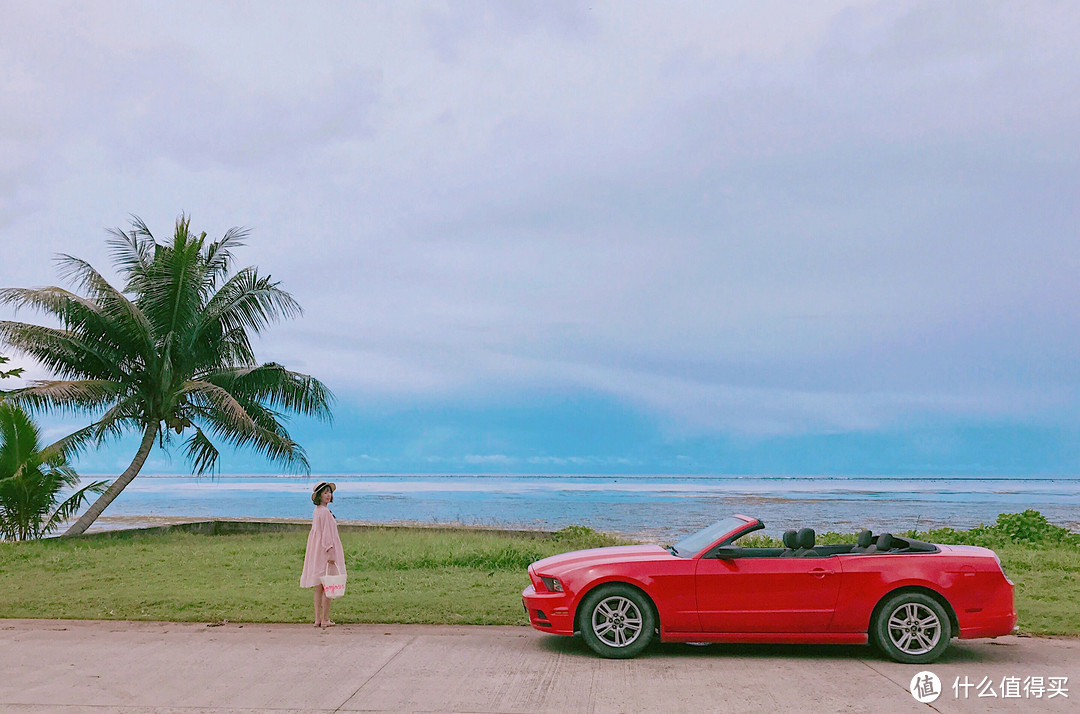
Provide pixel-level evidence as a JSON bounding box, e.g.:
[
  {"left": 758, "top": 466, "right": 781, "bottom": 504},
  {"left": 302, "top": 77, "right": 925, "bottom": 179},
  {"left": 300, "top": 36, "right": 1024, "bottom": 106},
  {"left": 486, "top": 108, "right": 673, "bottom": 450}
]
[
  {"left": 797, "top": 527, "right": 816, "bottom": 549},
  {"left": 857, "top": 529, "right": 873, "bottom": 548},
  {"left": 782, "top": 529, "right": 798, "bottom": 549},
  {"left": 877, "top": 533, "right": 894, "bottom": 551}
]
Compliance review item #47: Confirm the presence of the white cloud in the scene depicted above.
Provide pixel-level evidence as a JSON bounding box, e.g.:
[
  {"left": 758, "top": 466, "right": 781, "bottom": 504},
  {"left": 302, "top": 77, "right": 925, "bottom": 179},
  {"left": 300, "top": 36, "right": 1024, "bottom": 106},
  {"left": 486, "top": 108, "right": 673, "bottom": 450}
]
[{"left": 2, "top": 1, "right": 1079, "bottom": 437}]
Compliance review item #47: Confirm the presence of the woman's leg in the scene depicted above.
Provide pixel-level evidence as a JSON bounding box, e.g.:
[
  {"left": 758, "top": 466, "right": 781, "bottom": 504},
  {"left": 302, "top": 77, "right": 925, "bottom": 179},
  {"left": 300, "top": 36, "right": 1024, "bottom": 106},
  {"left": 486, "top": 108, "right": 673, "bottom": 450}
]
[
  {"left": 313, "top": 585, "right": 324, "bottom": 626},
  {"left": 321, "top": 590, "right": 333, "bottom": 625}
]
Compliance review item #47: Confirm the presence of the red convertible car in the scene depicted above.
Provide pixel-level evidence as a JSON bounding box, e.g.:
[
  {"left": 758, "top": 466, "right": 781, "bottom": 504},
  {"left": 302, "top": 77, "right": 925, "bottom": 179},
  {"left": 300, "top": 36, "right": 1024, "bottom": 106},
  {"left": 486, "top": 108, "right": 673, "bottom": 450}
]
[{"left": 523, "top": 515, "right": 1016, "bottom": 663}]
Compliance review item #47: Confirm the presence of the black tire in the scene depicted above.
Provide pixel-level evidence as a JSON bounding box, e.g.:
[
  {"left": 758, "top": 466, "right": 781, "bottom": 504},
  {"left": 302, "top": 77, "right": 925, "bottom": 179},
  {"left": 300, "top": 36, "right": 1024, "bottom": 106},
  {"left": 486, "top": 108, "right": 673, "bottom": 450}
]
[
  {"left": 578, "top": 583, "right": 656, "bottom": 659},
  {"left": 872, "top": 591, "right": 952, "bottom": 664}
]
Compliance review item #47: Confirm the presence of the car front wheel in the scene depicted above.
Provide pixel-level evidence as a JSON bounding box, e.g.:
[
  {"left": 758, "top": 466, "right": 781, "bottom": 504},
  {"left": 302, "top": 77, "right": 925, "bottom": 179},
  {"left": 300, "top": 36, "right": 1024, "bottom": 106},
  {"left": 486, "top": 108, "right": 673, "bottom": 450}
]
[
  {"left": 578, "top": 584, "right": 656, "bottom": 659},
  {"left": 872, "top": 591, "right": 952, "bottom": 664}
]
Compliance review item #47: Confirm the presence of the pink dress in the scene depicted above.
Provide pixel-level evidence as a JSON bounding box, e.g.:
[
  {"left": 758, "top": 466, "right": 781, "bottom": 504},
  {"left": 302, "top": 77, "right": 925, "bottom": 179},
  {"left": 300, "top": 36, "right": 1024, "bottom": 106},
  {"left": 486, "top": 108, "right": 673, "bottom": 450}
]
[{"left": 300, "top": 505, "right": 346, "bottom": 588}]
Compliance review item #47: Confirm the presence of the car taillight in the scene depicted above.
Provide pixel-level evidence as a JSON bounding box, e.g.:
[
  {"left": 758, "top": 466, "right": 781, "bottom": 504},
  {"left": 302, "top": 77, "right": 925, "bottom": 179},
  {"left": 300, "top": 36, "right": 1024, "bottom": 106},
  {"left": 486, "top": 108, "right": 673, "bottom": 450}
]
[{"left": 994, "top": 553, "right": 1014, "bottom": 585}]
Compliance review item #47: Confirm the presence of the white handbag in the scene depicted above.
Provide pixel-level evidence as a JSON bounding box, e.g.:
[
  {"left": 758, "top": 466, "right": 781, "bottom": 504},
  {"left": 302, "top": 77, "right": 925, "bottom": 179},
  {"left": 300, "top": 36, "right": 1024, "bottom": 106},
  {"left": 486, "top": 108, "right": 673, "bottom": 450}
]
[{"left": 320, "top": 564, "right": 347, "bottom": 599}]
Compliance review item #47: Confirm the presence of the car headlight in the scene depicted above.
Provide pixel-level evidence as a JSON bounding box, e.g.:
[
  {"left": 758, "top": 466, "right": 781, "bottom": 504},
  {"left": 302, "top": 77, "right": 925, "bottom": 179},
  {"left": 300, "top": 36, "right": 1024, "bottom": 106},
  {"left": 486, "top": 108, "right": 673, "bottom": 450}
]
[{"left": 540, "top": 576, "right": 564, "bottom": 592}]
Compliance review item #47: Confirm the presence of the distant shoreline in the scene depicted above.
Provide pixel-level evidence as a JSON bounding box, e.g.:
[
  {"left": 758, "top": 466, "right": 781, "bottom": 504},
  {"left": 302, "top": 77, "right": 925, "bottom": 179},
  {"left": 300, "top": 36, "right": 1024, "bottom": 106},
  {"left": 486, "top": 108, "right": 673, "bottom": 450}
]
[
  {"left": 60, "top": 473, "right": 1080, "bottom": 540},
  {"left": 80, "top": 512, "right": 1079, "bottom": 540},
  {"left": 82, "top": 515, "right": 563, "bottom": 537}
]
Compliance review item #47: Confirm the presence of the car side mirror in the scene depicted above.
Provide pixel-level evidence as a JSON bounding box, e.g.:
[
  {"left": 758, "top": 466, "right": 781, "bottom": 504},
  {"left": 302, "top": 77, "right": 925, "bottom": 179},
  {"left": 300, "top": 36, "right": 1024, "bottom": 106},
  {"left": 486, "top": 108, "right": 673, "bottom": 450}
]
[{"left": 710, "top": 546, "right": 739, "bottom": 559}]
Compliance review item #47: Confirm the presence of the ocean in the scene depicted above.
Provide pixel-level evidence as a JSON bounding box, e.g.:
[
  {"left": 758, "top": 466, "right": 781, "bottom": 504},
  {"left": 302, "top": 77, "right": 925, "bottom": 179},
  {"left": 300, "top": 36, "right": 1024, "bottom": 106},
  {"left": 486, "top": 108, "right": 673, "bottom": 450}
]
[{"left": 77, "top": 474, "right": 1080, "bottom": 542}]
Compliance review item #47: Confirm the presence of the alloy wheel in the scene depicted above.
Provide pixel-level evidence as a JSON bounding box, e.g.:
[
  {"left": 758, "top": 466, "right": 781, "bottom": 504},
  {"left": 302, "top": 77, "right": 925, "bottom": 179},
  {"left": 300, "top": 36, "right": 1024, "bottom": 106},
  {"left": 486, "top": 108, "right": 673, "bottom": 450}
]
[
  {"left": 887, "top": 602, "right": 941, "bottom": 655},
  {"left": 591, "top": 595, "right": 643, "bottom": 648}
]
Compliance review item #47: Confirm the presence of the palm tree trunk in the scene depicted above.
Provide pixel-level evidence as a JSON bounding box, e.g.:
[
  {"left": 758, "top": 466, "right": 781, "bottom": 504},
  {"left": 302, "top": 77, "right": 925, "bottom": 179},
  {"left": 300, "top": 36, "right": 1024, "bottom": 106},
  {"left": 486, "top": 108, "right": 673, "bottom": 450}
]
[{"left": 62, "top": 423, "right": 158, "bottom": 537}]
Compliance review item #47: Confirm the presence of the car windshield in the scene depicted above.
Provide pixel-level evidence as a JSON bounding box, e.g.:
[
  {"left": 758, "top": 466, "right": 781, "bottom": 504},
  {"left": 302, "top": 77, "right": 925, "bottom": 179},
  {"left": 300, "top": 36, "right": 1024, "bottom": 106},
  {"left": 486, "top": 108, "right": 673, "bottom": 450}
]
[{"left": 670, "top": 517, "right": 748, "bottom": 557}]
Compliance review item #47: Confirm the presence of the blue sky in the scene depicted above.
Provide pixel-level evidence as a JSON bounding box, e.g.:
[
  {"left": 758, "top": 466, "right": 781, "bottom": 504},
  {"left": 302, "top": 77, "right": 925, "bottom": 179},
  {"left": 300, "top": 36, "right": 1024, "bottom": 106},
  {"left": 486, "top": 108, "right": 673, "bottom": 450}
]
[{"left": 2, "top": 1, "right": 1079, "bottom": 476}]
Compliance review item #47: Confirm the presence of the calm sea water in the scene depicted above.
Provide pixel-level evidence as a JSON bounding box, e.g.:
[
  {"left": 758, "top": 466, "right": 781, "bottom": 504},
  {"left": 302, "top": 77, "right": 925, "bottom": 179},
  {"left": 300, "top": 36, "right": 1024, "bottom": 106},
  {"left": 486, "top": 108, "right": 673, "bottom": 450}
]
[{"left": 76, "top": 474, "right": 1080, "bottom": 541}]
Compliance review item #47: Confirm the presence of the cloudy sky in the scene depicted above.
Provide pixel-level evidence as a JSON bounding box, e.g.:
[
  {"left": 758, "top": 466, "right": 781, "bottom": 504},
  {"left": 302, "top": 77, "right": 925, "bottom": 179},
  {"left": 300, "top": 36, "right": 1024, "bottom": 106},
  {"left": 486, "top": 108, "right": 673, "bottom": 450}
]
[{"left": 1, "top": 1, "right": 1078, "bottom": 475}]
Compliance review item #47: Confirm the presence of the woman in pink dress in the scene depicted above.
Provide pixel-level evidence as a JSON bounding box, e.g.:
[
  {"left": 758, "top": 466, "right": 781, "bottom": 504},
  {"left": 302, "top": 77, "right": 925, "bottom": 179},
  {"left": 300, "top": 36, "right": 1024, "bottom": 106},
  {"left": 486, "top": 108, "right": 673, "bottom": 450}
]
[{"left": 300, "top": 481, "right": 346, "bottom": 627}]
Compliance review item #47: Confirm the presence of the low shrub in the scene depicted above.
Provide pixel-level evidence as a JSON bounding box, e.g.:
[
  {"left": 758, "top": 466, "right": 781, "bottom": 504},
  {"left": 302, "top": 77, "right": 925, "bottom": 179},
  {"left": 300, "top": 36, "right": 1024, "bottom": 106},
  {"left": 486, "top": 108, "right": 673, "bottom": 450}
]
[
  {"left": 739, "top": 510, "right": 1078, "bottom": 550},
  {"left": 552, "top": 525, "right": 622, "bottom": 549},
  {"left": 912, "top": 510, "right": 1080, "bottom": 549}
]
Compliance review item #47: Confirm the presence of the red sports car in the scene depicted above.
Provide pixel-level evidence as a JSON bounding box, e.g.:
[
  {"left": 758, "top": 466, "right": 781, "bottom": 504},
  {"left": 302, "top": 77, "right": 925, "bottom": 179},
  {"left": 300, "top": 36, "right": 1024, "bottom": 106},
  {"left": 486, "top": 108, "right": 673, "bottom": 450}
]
[{"left": 523, "top": 515, "right": 1016, "bottom": 663}]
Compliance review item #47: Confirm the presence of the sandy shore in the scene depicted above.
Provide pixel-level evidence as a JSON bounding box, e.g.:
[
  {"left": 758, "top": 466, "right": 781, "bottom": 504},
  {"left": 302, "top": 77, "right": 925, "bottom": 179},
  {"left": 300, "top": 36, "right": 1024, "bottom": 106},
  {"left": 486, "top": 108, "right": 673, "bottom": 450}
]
[
  {"left": 86, "top": 514, "right": 558, "bottom": 533},
  {"left": 77, "top": 515, "right": 674, "bottom": 544}
]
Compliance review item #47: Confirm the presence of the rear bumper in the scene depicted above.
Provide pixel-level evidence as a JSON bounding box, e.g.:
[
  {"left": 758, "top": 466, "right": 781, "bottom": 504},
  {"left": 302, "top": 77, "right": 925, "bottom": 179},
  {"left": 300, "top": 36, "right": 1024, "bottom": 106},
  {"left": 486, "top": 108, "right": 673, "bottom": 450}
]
[
  {"left": 959, "top": 610, "right": 1018, "bottom": 639},
  {"left": 953, "top": 568, "right": 1017, "bottom": 640},
  {"left": 522, "top": 584, "right": 575, "bottom": 636}
]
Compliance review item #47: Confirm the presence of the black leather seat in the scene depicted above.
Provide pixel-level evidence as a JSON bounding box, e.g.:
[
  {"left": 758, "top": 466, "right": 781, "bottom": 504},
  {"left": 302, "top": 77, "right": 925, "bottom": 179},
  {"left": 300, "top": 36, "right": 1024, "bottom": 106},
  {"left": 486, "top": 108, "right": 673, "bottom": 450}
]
[
  {"left": 851, "top": 529, "right": 875, "bottom": 553},
  {"left": 876, "top": 533, "right": 894, "bottom": 552},
  {"left": 778, "top": 529, "right": 798, "bottom": 557},
  {"left": 793, "top": 527, "right": 818, "bottom": 557}
]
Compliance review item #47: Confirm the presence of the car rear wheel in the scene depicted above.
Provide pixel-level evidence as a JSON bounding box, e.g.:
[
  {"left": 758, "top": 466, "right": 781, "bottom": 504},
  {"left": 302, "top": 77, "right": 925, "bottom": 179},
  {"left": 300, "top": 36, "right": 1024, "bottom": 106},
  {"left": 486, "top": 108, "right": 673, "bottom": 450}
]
[
  {"left": 872, "top": 591, "right": 952, "bottom": 664},
  {"left": 579, "top": 584, "right": 656, "bottom": 659}
]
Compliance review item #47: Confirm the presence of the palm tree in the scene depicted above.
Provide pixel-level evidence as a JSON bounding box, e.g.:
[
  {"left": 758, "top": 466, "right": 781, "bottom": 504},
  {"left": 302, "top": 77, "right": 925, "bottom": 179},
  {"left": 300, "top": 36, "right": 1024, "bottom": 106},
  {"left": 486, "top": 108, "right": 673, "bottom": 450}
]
[
  {"left": 0, "top": 402, "right": 108, "bottom": 541},
  {"left": 0, "top": 216, "right": 333, "bottom": 536}
]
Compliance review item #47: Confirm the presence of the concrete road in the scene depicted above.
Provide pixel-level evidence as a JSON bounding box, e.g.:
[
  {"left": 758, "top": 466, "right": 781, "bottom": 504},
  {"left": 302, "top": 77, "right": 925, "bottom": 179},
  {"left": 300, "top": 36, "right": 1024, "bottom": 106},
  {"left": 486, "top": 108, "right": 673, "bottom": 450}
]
[{"left": 0, "top": 620, "right": 1076, "bottom": 713}]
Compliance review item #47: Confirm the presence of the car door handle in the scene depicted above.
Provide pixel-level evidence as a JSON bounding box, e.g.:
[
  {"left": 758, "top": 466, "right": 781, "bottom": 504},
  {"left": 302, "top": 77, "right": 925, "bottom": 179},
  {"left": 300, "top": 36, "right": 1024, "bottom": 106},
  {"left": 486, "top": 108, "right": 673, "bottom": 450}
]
[{"left": 809, "top": 568, "right": 834, "bottom": 578}]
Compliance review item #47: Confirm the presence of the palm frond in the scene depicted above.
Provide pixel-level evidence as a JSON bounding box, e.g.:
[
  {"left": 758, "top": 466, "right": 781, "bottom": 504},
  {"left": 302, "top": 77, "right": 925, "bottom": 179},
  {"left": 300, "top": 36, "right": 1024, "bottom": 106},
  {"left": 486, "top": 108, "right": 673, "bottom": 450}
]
[
  {"left": 203, "top": 226, "right": 250, "bottom": 287},
  {"left": 180, "top": 380, "right": 256, "bottom": 433},
  {"left": 201, "top": 412, "right": 309, "bottom": 473},
  {"left": 0, "top": 285, "right": 102, "bottom": 322},
  {"left": 191, "top": 392, "right": 309, "bottom": 474},
  {"left": 182, "top": 426, "right": 220, "bottom": 475},
  {"left": 38, "top": 425, "right": 95, "bottom": 466},
  {"left": 226, "top": 396, "right": 289, "bottom": 440},
  {"left": 133, "top": 218, "right": 210, "bottom": 364},
  {"left": 106, "top": 218, "right": 156, "bottom": 282},
  {"left": 0, "top": 403, "right": 42, "bottom": 479},
  {"left": 6, "top": 380, "right": 124, "bottom": 415},
  {"left": 0, "top": 322, "right": 127, "bottom": 381},
  {"left": 0, "top": 287, "right": 132, "bottom": 375},
  {"left": 0, "top": 353, "right": 23, "bottom": 381},
  {"left": 54, "top": 253, "right": 125, "bottom": 303},
  {"left": 205, "top": 363, "right": 333, "bottom": 421},
  {"left": 198, "top": 266, "right": 301, "bottom": 339},
  {"left": 51, "top": 255, "right": 157, "bottom": 359},
  {"left": 42, "top": 478, "right": 109, "bottom": 534},
  {"left": 212, "top": 326, "right": 257, "bottom": 369},
  {"left": 78, "top": 397, "right": 145, "bottom": 445},
  {"left": 37, "top": 414, "right": 127, "bottom": 465},
  {"left": 48, "top": 463, "right": 82, "bottom": 489}
]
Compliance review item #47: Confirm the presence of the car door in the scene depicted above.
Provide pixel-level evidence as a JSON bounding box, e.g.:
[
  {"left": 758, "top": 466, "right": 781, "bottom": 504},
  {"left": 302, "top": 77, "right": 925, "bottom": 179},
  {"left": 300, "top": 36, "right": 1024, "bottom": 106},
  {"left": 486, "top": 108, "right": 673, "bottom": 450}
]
[{"left": 694, "top": 554, "right": 843, "bottom": 633}]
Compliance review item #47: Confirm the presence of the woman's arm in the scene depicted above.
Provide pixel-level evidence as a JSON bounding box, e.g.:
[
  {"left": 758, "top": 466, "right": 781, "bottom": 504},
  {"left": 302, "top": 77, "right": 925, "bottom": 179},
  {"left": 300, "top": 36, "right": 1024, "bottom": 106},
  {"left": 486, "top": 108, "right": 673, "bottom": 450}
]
[{"left": 318, "top": 509, "right": 338, "bottom": 561}]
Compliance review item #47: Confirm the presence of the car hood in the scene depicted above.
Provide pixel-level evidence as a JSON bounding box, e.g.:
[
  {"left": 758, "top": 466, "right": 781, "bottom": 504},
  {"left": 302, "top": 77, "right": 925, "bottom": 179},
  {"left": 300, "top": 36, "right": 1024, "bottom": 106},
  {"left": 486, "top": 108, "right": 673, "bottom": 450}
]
[{"left": 530, "top": 544, "right": 671, "bottom": 575}]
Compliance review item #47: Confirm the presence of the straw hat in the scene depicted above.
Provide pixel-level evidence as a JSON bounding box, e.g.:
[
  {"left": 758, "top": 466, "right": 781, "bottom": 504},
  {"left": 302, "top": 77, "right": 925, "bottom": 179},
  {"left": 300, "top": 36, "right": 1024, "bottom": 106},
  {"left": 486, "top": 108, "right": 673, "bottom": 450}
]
[{"left": 312, "top": 481, "right": 337, "bottom": 505}]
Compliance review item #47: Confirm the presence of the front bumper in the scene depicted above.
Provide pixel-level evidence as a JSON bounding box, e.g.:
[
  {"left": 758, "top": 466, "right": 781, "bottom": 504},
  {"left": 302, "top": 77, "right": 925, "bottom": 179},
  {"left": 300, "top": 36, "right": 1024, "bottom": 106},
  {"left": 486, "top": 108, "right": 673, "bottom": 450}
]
[{"left": 522, "top": 584, "right": 575, "bottom": 636}]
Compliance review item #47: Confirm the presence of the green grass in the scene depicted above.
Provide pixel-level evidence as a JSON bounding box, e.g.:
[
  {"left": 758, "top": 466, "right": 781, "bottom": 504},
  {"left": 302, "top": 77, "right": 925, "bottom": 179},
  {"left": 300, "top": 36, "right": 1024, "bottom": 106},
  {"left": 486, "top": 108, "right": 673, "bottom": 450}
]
[
  {"left": 992, "top": 544, "right": 1079, "bottom": 635},
  {"left": 0, "top": 526, "right": 619, "bottom": 625},
  {"left": 1, "top": 512, "right": 1077, "bottom": 635}
]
